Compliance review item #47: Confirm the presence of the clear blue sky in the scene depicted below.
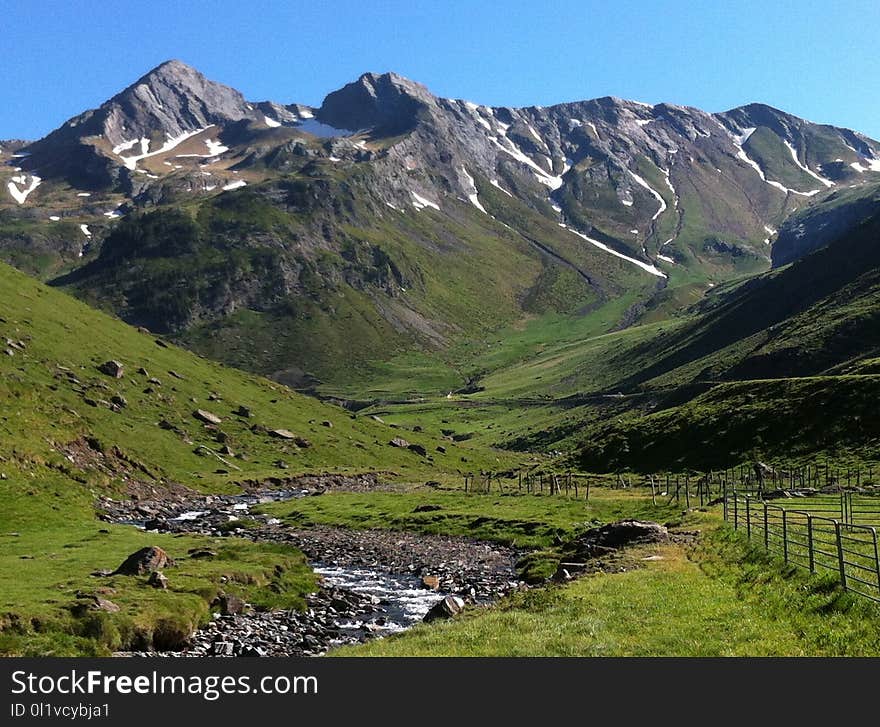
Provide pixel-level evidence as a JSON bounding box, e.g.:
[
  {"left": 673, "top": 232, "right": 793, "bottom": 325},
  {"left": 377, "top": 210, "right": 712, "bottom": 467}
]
[{"left": 3, "top": 0, "right": 879, "bottom": 141}]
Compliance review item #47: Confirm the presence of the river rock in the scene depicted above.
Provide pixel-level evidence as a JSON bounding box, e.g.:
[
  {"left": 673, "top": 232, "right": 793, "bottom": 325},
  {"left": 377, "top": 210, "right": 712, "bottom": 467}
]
[
  {"left": 423, "top": 595, "right": 466, "bottom": 622},
  {"left": 113, "top": 546, "right": 173, "bottom": 575}
]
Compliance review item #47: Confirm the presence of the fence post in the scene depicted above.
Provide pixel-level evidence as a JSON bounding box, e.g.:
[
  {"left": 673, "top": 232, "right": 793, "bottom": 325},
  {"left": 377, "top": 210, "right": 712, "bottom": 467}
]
[
  {"left": 746, "top": 496, "right": 751, "bottom": 539},
  {"left": 808, "top": 515, "right": 815, "bottom": 573},
  {"left": 733, "top": 490, "right": 739, "bottom": 529},
  {"left": 835, "top": 521, "right": 847, "bottom": 590},
  {"left": 722, "top": 481, "right": 728, "bottom": 521},
  {"left": 782, "top": 509, "right": 788, "bottom": 563},
  {"left": 763, "top": 502, "right": 769, "bottom": 549},
  {"left": 872, "top": 528, "right": 880, "bottom": 596}
]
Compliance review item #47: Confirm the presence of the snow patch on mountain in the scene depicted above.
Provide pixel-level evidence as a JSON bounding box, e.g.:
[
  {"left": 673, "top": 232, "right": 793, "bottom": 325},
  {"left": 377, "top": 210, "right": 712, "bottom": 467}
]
[
  {"left": 558, "top": 223, "right": 666, "bottom": 278},
  {"left": 7, "top": 174, "right": 41, "bottom": 204},
  {"left": 629, "top": 171, "right": 667, "bottom": 221},
  {"left": 490, "top": 179, "right": 514, "bottom": 197},
  {"left": 264, "top": 116, "right": 282, "bottom": 128},
  {"left": 115, "top": 128, "right": 209, "bottom": 170},
  {"left": 735, "top": 127, "right": 757, "bottom": 145},
  {"left": 849, "top": 156, "right": 880, "bottom": 173},
  {"left": 222, "top": 180, "right": 247, "bottom": 191},
  {"left": 460, "top": 167, "right": 487, "bottom": 214},
  {"left": 411, "top": 191, "right": 440, "bottom": 211},
  {"left": 491, "top": 134, "right": 564, "bottom": 190},
  {"left": 784, "top": 141, "right": 834, "bottom": 187}
]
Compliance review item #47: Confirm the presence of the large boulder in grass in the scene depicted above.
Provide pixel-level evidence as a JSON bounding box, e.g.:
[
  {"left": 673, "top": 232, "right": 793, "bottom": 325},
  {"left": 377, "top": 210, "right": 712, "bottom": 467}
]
[
  {"left": 98, "top": 360, "right": 124, "bottom": 378},
  {"left": 571, "top": 519, "right": 668, "bottom": 559},
  {"left": 112, "top": 546, "right": 173, "bottom": 575},
  {"left": 193, "top": 409, "right": 222, "bottom": 425}
]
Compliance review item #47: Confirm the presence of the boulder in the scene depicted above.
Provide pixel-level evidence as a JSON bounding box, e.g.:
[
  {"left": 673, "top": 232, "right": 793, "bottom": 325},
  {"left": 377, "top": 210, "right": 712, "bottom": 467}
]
[
  {"left": 389, "top": 437, "right": 410, "bottom": 448},
  {"left": 112, "top": 546, "right": 173, "bottom": 575},
  {"left": 570, "top": 519, "right": 668, "bottom": 559},
  {"left": 215, "top": 593, "right": 246, "bottom": 616},
  {"left": 270, "top": 429, "right": 296, "bottom": 440},
  {"left": 147, "top": 571, "right": 169, "bottom": 589},
  {"left": 407, "top": 443, "right": 428, "bottom": 456},
  {"left": 73, "top": 594, "right": 120, "bottom": 614},
  {"left": 294, "top": 437, "right": 312, "bottom": 448},
  {"left": 321, "top": 420, "right": 333, "bottom": 428},
  {"left": 423, "top": 595, "right": 466, "bottom": 622},
  {"left": 436, "top": 445, "right": 447, "bottom": 454},
  {"left": 89, "top": 597, "right": 120, "bottom": 613},
  {"left": 235, "top": 405, "right": 252, "bottom": 418},
  {"left": 193, "top": 409, "right": 222, "bottom": 425},
  {"left": 98, "top": 360, "right": 124, "bottom": 378}
]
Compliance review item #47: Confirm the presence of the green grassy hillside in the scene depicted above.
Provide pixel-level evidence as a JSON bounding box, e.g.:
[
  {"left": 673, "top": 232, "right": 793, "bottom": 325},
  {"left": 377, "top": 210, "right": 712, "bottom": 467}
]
[{"left": 0, "top": 260, "right": 525, "bottom": 654}]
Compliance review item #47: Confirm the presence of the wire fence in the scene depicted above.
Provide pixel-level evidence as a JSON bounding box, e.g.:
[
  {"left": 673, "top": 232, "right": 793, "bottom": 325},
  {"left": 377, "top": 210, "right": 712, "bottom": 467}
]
[
  {"left": 458, "top": 463, "right": 880, "bottom": 603},
  {"left": 723, "top": 489, "right": 880, "bottom": 602}
]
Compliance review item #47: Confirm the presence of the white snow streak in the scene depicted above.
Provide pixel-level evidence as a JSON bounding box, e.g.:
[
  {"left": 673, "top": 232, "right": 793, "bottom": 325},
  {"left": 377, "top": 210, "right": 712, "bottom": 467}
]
[
  {"left": 849, "top": 156, "right": 880, "bottom": 173},
  {"left": 629, "top": 171, "right": 667, "bottom": 221},
  {"left": 7, "top": 174, "right": 41, "bottom": 204},
  {"left": 222, "top": 180, "right": 247, "bottom": 191},
  {"left": 735, "top": 127, "right": 757, "bottom": 145},
  {"left": 79, "top": 224, "right": 91, "bottom": 237},
  {"left": 784, "top": 141, "right": 833, "bottom": 187},
  {"left": 411, "top": 191, "right": 440, "bottom": 211},
  {"left": 204, "top": 139, "right": 229, "bottom": 156},
  {"left": 490, "top": 179, "right": 514, "bottom": 197},
  {"left": 491, "top": 135, "right": 564, "bottom": 189},
  {"left": 460, "top": 167, "right": 487, "bottom": 214},
  {"left": 558, "top": 223, "right": 666, "bottom": 278},
  {"left": 116, "top": 128, "right": 210, "bottom": 170},
  {"left": 657, "top": 253, "right": 675, "bottom": 264},
  {"left": 728, "top": 126, "right": 822, "bottom": 197},
  {"left": 49, "top": 215, "right": 60, "bottom": 221},
  {"left": 526, "top": 123, "right": 543, "bottom": 143},
  {"left": 264, "top": 116, "right": 282, "bottom": 128}
]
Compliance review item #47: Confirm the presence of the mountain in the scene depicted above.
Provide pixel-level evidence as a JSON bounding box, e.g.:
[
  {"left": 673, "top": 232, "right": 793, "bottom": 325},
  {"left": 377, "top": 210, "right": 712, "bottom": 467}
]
[{"left": 3, "top": 61, "right": 880, "bottom": 387}]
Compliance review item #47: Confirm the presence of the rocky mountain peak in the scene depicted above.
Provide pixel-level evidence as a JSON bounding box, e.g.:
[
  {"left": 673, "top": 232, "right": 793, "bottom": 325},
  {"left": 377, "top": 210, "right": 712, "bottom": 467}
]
[
  {"left": 318, "top": 71, "right": 434, "bottom": 135},
  {"left": 101, "top": 59, "right": 254, "bottom": 146}
]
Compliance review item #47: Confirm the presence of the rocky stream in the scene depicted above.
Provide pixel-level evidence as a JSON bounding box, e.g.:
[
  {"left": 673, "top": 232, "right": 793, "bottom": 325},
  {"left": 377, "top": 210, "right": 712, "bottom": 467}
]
[{"left": 100, "top": 479, "right": 524, "bottom": 657}]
